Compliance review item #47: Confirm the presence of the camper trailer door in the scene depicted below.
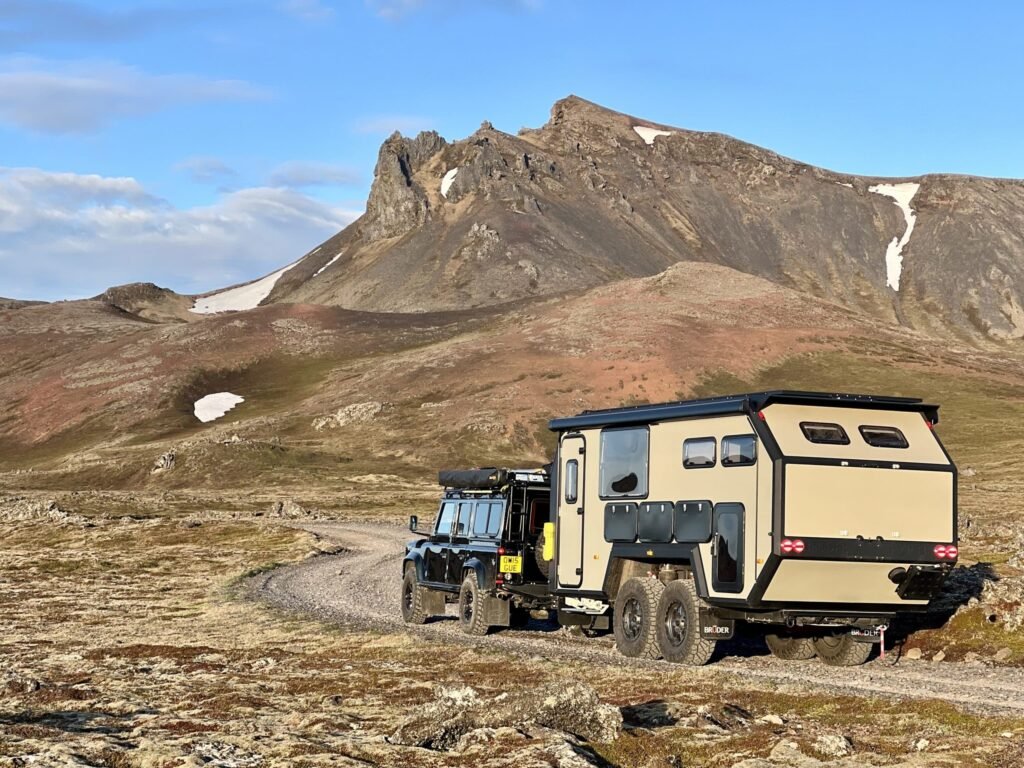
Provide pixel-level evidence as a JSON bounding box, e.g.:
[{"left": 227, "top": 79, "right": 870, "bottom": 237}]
[{"left": 557, "top": 435, "right": 586, "bottom": 588}]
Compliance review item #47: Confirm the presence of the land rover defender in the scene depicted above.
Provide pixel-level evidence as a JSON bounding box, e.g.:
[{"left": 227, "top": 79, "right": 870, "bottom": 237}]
[
  {"left": 401, "top": 467, "right": 553, "bottom": 635},
  {"left": 547, "top": 391, "right": 957, "bottom": 666}
]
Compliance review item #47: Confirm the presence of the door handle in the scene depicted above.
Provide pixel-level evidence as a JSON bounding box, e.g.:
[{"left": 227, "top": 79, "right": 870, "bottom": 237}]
[{"left": 576, "top": 507, "right": 584, "bottom": 516}]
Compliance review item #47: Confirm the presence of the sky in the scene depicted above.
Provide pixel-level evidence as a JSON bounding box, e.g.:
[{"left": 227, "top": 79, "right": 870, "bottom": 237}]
[{"left": 1, "top": 0, "right": 1023, "bottom": 302}]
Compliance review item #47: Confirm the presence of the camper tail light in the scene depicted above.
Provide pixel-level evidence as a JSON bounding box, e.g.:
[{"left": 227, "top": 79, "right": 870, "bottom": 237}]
[
  {"left": 934, "top": 544, "right": 958, "bottom": 560},
  {"left": 780, "top": 538, "right": 805, "bottom": 555}
]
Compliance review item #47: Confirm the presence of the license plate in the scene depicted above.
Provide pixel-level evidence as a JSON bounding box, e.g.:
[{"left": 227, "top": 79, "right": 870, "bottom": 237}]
[{"left": 499, "top": 555, "right": 522, "bottom": 574}]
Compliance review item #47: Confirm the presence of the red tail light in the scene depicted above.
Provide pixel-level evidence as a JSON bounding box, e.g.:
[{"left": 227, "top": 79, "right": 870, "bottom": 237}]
[
  {"left": 946, "top": 545, "right": 958, "bottom": 560},
  {"left": 934, "top": 544, "right": 957, "bottom": 559},
  {"left": 934, "top": 544, "right": 947, "bottom": 558},
  {"left": 780, "top": 538, "right": 804, "bottom": 555},
  {"left": 497, "top": 547, "right": 506, "bottom": 556}
]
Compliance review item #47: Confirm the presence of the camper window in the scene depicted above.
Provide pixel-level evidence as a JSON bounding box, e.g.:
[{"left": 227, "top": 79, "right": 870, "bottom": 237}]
[
  {"left": 721, "top": 435, "right": 757, "bottom": 466},
  {"left": 599, "top": 427, "right": 649, "bottom": 498},
  {"left": 565, "top": 459, "right": 579, "bottom": 504},
  {"left": 859, "top": 425, "right": 909, "bottom": 449},
  {"left": 800, "top": 422, "right": 850, "bottom": 445},
  {"left": 683, "top": 437, "right": 716, "bottom": 469}
]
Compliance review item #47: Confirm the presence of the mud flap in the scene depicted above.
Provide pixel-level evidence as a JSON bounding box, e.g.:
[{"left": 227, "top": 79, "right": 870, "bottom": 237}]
[
  {"left": 699, "top": 609, "right": 735, "bottom": 641},
  {"left": 423, "top": 590, "right": 446, "bottom": 616},
  {"left": 483, "top": 594, "right": 511, "bottom": 627}
]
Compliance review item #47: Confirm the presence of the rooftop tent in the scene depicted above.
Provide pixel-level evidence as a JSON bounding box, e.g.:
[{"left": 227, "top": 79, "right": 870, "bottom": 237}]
[{"left": 438, "top": 468, "right": 508, "bottom": 489}]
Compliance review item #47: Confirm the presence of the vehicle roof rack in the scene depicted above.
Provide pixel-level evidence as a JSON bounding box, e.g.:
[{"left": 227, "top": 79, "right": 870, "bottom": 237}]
[
  {"left": 548, "top": 390, "right": 939, "bottom": 432},
  {"left": 438, "top": 467, "right": 550, "bottom": 489}
]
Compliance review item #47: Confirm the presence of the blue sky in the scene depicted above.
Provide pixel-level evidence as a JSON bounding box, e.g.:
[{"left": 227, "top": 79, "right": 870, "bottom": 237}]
[{"left": 2, "top": 0, "right": 1022, "bottom": 301}]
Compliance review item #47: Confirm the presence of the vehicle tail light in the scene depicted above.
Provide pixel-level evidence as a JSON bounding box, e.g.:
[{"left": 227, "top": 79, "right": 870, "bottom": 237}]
[
  {"left": 780, "top": 538, "right": 804, "bottom": 555},
  {"left": 497, "top": 546, "right": 506, "bottom": 556},
  {"left": 934, "top": 544, "right": 959, "bottom": 559},
  {"left": 758, "top": 411, "right": 766, "bottom": 421}
]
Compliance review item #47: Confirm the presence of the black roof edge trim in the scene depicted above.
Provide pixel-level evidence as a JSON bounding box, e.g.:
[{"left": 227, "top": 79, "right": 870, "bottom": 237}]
[{"left": 548, "top": 390, "right": 939, "bottom": 432}]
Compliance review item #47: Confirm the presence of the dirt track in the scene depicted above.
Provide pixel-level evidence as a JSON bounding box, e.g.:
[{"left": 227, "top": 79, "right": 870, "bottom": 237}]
[{"left": 249, "top": 521, "right": 1024, "bottom": 717}]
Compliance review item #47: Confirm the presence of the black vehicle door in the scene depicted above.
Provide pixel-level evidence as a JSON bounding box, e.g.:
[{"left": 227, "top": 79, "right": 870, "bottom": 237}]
[
  {"left": 424, "top": 501, "right": 455, "bottom": 584},
  {"left": 711, "top": 502, "right": 744, "bottom": 593},
  {"left": 445, "top": 501, "right": 475, "bottom": 585}
]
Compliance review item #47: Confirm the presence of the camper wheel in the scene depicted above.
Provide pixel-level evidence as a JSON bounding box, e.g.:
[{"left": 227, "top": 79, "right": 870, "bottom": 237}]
[
  {"left": 458, "top": 575, "right": 491, "bottom": 636},
  {"left": 613, "top": 577, "right": 664, "bottom": 659},
  {"left": 765, "top": 633, "right": 816, "bottom": 661},
  {"left": 655, "top": 578, "right": 716, "bottom": 666},
  {"left": 401, "top": 566, "right": 430, "bottom": 624},
  {"left": 813, "top": 634, "right": 873, "bottom": 666}
]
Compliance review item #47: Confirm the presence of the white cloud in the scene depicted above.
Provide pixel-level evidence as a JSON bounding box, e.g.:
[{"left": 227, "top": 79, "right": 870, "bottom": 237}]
[
  {"left": 0, "top": 1, "right": 206, "bottom": 47},
  {"left": 0, "top": 166, "right": 362, "bottom": 301},
  {"left": 269, "top": 161, "right": 361, "bottom": 188},
  {"left": 176, "top": 156, "right": 238, "bottom": 185},
  {"left": 0, "top": 57, "right": 269, "bottom": 135},
  {"left": 352, "top": 114, "right": 434, "bottom": 135},
  {"left": 280, "top": 0, "right": 335, "bottom": 21}
]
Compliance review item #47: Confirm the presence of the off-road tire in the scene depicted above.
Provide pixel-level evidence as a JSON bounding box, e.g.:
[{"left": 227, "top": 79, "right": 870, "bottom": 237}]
[
  {"left": 401, "top": 566, "right": 429, "bottom": 625},
  {"left": 458, "top": 575, "right": 490, "bottom": 636},
  {"left": 655, "top": 578, "right": 716, "bottom": 665},
  {"left": 613, "top": 577, "right": 664, "bottom": 659},
  {"left": 765, "top": 633, "right": 816, "bottom": 661},
  {"left": 813, "top": 634, "right": 873, "bottom": 666},
  {"left": 534, "top": 530, "right": 554, "bottom": 579}
]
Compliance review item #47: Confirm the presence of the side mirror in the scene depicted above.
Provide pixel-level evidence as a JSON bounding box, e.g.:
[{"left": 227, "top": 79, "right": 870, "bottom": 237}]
[{"left": 409, "top": 515, "right": 419, "bottom": 533}]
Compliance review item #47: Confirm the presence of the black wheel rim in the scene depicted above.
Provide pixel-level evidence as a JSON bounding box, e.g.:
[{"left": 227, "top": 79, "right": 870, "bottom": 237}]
[
  {"left": 664, "top": 600, "right": 686, "bottom": 647},
  {"left": 622, "top": 597, "right": 642, "bottom": 640},
  {"left": 402, "top": 580, "right": 413, "bottom": 614},
  {"left": 462, "top": 591, "right": 473, "bottom": 623}
]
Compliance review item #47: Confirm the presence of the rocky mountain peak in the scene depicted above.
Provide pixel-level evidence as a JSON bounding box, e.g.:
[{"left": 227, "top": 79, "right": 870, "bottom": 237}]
[{"left": 362, "top": 130, "right": 448, "bottom": 241}]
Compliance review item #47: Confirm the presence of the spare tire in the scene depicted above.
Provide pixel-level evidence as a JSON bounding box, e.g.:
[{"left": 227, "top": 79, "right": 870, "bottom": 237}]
[{"left": 534, "top": 529, "right": 554, "bottom": 578}]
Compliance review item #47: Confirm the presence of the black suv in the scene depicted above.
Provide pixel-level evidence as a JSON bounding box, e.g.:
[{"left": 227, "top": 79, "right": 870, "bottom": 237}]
[{"left": 401, "top": 467, "right": 553, "bottom": 635}]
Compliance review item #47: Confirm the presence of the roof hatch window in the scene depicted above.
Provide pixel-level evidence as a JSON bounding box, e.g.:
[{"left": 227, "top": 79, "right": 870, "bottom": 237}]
[
  {"left": 859, "top": 425, "right": 909, "bottom": 449},
  {"left": 800, "top": 422, "right": 850, "bottom": 445}
]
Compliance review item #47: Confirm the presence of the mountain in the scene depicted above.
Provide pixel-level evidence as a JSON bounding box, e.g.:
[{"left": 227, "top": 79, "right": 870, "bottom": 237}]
[{"left": 193, "top": 95, "right": 1024, "bottom": 341}]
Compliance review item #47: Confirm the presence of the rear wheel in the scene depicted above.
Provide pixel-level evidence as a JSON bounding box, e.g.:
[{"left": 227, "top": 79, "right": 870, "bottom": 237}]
[
  {"left": 613, "top": 577, "right": 664, "bottom": 659},
  {"left": 656, "top": 579, "right": 716, "bottom": 666},
  {"left": 401, "top": 567, "right": 429, "bottom": 625},
  {"left": 813, "top": 634, "right": 873, "bottom": 666},
  {"left": 765, "top": 633, "right": 816, "bottom": 661},
  {"left": 458, "top": 575, "right": 490, "bottom": 636}
]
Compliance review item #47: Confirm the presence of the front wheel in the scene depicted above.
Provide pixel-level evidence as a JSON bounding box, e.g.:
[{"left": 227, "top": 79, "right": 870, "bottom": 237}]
[
  {"left": 655, "top": 579, "right": 716, "bottom": 666},
  {"left": 401, "top": 567, "right": 429, "bottom": 624},
  {"left": 458, "top": 575, "right": 490, "bottom": 636},
  {"left": 813, "top": 634, "right": 873, "bottom": 666},
  {"left": 613, "top": 577, "right": 664, "bottom": 659}
]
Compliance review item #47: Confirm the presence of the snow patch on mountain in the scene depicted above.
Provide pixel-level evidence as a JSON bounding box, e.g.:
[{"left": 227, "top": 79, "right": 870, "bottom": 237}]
[
  {"left": 190, "top": 261, "right": 299, "bottom": 314},
  {"left": 869, "top": 182, "right": 920, "bottom": 291},
  {"left": 633, "top": 126, "right": 673, "bottom": 145},
  {"left": 194, "top": 392, "right": 244, "bottom": 423},
  {"left": 441, "top": 168, "right": 459, "bottom": 198},
  {"left": 315, "top": 251, "right": 344, "bottom": 277}
]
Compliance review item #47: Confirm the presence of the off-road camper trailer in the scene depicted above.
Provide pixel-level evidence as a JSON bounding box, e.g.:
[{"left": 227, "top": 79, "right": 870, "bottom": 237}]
[{"left": 547, "top": 391, "right": 957, "bottom": 666}]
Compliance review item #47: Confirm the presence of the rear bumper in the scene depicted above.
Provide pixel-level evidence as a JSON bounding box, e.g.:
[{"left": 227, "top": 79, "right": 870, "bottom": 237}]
[{"left": 784, "top": 537, "right": 956, "bottom": 563}]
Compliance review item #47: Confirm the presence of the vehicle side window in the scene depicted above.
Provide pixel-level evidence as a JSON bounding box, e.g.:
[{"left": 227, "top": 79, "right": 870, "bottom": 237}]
[
  {"left": 683, "top": 437, "right": 716, "bottom": 469},
  {"left": 599, "top": 427, "right": 649, "bottom": 498},
  {"left": 721, "top": 435, "right": 757, "bottom": 466},
  {"left": 454, "top": 501, "right": 473, "bottom": 537},
  {"left": 472, "top": 501, "right": 503, "bottom": 537},
  {"left": 860, "top": 425, "right": 909, "bottom": 449},
  {"left": 565, "top": 459, "right": 579, "bottom": 504},
  {"left": 434, "top": 501, "right": 456, "bottom": 536},
  {"left": 800, "top": 422, "right": 850, "bottom": 445}
]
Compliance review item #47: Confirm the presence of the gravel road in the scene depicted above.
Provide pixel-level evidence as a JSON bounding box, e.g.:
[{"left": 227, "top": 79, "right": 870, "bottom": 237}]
[{"left": 249, "top": 521, "right": 1024, "bottom": 717}]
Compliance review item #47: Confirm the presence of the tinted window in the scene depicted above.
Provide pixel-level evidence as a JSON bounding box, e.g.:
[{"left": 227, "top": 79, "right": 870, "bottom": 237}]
[
  {"left": 674, "top": 500, "right": 712, "bottom": 543},
  {"left": 600, "top": 427, "right": 649, "bottom": 498},
  {"left": 434, "top": 501, "right": 456, "bottom": 536},
  {"left": 454, "top": 501, "right": 473, "bottom": 536},
  {"left": 800, "top": 422, "right": 850, "bottom": 445},
  {"left": 565, "top": 459, "right": 579, "bottom": 504},
  {"left": 860, "top": 425, "right": 909, "bottom": 449},
  {"left": 683, "top": 437, "right": 716, "bottom": 468},
  {"left": 529, "top": 499, "right": 549, "bottom": 534},
  {"left": 722, "top": 435, "right": 757, "bottom": 466},
  {"left": 472, "top": 501, "right": 503, "bottom": 537},
  {"left": 712, "top": 503, "right": 744, "bottom": 593}
]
